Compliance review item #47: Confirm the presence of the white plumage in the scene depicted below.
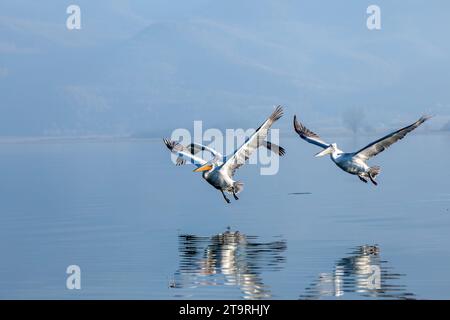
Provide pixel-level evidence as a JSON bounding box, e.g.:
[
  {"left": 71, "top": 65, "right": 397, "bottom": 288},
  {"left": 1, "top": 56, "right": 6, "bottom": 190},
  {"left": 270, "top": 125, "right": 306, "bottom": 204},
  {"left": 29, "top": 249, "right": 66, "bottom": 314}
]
[
  {"left": 164, "top": 106, "right": 285, "bottom": 202},
  {"left": 293, "top": 114, "right": 431, "bottom": 185}
]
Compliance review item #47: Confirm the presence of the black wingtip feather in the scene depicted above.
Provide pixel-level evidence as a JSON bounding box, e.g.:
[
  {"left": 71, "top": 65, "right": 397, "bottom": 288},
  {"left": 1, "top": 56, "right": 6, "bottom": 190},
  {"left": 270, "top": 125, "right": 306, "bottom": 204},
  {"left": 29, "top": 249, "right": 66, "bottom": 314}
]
[
  {"left": 163, "top": 138, "right": 172, "bottom": 150},
  {"left": 293, "top": 115, "right": 319, "bottom": 138},
  {"left": 419, "top": 115, "right": 433, "bottom": 123},
  {"left": 163, "top": 138, "right": 180, "bottom": 151},
  {"left": 270, "top": 105, "right": 284, "bottom": 122},
  {"left": 293, "top": 115, "right": 300, "bottom": 133}
]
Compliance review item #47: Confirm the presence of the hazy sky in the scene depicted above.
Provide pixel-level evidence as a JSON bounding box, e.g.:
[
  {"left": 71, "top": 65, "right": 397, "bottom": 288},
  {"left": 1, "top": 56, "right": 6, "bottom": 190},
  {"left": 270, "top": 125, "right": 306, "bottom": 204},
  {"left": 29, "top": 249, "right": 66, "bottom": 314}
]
[{"left": 1, "top": 1, "right": 449, "bottom": 136}]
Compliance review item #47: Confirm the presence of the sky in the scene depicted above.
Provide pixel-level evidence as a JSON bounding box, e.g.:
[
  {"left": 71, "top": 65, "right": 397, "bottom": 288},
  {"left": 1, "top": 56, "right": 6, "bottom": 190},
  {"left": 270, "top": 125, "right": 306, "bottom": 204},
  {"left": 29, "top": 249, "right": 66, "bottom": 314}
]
[{"left": 1, "top": 0, "right": 450, "bottom": 136}]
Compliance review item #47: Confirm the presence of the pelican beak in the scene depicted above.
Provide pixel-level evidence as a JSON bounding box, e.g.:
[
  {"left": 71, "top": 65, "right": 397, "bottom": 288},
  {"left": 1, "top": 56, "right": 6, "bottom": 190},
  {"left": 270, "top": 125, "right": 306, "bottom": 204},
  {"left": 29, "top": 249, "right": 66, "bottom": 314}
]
[
  {"left": 193, "top": 164, "right": 213, "bottom": 172},
  {"left": 315, "top": 146, "right": 333, "bottom": 157}
]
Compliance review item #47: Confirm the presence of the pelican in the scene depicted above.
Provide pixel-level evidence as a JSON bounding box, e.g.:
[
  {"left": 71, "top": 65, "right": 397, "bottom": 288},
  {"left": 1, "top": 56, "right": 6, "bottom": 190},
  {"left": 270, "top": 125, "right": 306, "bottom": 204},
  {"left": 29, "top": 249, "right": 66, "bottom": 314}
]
[
  {"left": 164, "top": 106, "right": 284, "bottom": 203},
  {"left": 293, "top": 114, "right": 431, "bottom": 185}
]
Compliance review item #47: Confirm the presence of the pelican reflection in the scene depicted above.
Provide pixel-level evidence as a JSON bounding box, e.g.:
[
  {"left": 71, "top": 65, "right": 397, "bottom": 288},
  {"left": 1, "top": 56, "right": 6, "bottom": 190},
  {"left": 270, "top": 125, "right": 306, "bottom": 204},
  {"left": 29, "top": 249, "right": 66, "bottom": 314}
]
[
  {"left": 171, "top": 230, "right": 286, "bottom": 299},
  {"left": 301, "top": 245, "right": 415, "bottom": 299}
]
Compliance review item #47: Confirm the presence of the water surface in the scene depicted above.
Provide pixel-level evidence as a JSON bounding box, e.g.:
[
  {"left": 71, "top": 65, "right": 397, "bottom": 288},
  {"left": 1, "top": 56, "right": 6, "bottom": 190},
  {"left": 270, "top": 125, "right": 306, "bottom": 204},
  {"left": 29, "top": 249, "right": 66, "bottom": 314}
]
[{"left": 0, "top": 134, "right": 449, "bottom": 299}]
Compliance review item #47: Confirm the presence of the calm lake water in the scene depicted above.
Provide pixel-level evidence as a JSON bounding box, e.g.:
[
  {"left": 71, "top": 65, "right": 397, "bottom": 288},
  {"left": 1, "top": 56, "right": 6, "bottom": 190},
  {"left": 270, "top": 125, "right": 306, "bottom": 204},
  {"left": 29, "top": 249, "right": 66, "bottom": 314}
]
[{"left": 0, "top": 134, "right": 449, "bottom": 299}]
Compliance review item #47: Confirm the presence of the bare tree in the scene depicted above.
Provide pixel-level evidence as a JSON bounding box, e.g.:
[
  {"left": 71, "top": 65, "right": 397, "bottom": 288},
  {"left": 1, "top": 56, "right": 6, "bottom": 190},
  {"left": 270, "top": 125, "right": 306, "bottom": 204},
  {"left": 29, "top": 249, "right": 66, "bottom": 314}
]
[{"left": 342, "top": 107, "right": 366, "bottom": 134}]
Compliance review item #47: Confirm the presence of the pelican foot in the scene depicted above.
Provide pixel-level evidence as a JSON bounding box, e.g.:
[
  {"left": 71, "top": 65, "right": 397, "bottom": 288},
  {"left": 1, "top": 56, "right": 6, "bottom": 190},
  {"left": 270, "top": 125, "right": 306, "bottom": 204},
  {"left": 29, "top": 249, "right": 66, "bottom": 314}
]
[
  {"left": 221, "top": 190, "right": 231, "bottom": 203},
  {"left": 358, "top": 176, "right": 368, "bottom": 183}
]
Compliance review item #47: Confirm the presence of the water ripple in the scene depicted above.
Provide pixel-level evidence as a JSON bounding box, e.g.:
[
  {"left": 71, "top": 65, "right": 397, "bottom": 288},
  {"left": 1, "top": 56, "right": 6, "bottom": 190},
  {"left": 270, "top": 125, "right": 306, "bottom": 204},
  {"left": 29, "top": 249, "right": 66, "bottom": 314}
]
[{"left": 170, "top": 230, "right": 287, "bottom": 299}]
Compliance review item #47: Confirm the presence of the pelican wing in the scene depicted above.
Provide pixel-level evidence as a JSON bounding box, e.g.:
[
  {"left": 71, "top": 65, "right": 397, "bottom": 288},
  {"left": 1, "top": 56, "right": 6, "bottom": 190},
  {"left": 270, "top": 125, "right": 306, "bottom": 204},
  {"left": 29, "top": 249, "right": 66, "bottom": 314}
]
[
  {"left": 354, "top": 115, "right": 431, "bottom": 160},
  {"left": 163, "top": 138, "right": 207, "bottom": 168},
  {"left": 222, "top": 106, "right": 283, "bottom": 177},
  {"left": 175, "top": 143, "right": 223, "bottom": 166},
  {"left": 263, "top": 140, "right": 285, "bottom": 156},
  {"left": 293, "top": 115, "right": 330, "bottom": 149},
  {"left": 187, "top": 143, "right": 222, "bottom": 158}
]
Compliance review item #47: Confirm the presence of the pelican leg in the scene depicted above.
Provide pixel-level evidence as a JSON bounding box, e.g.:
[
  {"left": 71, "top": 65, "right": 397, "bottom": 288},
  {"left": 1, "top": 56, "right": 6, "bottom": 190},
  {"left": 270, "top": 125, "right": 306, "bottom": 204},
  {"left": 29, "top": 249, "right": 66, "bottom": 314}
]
[
  {"left": 358, "top": 176, "right": 368, "bottom": 183},
  {"left": 368, "top": 174, "right": 378, "bottom": 186},
  {"left": 233, "top": 191, "right": 239, "bottom": 200},
  {"left": 221, "top": 190, "right": 231, "bottom": 203}
]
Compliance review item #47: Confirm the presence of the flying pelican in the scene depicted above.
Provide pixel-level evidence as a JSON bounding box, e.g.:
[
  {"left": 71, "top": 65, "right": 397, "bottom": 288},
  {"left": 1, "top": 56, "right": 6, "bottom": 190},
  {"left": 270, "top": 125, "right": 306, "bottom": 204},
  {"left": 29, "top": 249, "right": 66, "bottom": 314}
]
[
  {"left": 293, "top": 114, "right": 431, "bottom": 185},
  {"left": 164, "top": 106, "right": 284, "bottom": 203}
]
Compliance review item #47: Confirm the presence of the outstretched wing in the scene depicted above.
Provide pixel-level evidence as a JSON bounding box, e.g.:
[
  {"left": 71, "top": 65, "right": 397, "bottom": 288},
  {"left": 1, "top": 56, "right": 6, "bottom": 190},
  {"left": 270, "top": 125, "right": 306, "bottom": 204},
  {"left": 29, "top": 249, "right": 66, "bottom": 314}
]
[
  {"left": 175, "top": 143, "right": 223, "bottom": 166},
  {"left": 222, "top": 106, "right": 283, "bottom": 177},
  {"left": 186, "top": 143, "right": 222, "bottom": 158},
  {"left": 263, "top": 141, "right": 286, "bottom": 156},
  {"left": 163, "top": 138, "right": 207, "bottom": 168},
  {"left": 354, "top": 115, "right": 431, "bottom": 160},
  {"left": 293, "top": 115, "right": 330, "bottom": 149}
]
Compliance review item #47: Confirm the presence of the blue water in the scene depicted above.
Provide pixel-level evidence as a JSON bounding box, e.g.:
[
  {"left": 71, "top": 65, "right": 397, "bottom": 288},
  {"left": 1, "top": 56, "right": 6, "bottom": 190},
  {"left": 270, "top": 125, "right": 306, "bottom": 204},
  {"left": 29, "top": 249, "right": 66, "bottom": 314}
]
[{"left": 0, "top": 134, "right": 449, "bottom": 299}]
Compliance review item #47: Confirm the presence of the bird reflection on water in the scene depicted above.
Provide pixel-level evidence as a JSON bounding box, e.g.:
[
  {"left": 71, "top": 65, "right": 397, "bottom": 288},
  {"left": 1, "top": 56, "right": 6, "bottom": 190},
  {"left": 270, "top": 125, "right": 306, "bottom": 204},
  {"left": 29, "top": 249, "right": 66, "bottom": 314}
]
[
  {"left": 301, "top": 245, "right": 415, "bottom": 299},
  {"left": 170, "top": 230, "right": 287, "bottom": 299}
]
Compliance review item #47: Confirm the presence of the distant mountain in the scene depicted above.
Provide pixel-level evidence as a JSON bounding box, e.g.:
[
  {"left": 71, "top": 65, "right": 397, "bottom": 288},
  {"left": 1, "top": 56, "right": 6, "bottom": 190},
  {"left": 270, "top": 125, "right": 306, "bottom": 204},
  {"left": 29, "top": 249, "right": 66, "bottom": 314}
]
[{"left": 1, "top": 3, "right": 449, "bottom": 136}]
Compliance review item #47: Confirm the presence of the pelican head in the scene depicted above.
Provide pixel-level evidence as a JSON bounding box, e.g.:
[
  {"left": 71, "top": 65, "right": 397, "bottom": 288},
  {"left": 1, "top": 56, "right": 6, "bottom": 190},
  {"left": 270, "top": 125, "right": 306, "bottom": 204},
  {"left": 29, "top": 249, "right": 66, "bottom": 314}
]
[
  {"left": 193, "top": 162, "right": 215, "bottom": 173},
  {"left": 315, "top": 143, "right": 337, "bottom": 157}
]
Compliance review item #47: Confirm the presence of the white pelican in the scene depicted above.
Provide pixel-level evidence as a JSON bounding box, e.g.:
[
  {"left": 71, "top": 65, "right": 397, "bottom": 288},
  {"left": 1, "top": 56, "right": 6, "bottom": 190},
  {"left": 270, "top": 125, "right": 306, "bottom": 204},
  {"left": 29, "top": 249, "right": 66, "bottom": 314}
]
[
  {"left": 164, "top": 106, "right": 284, "bottom": 203},
  {"left": 293, "top": 114, "right": 431, "bottom": 185}
]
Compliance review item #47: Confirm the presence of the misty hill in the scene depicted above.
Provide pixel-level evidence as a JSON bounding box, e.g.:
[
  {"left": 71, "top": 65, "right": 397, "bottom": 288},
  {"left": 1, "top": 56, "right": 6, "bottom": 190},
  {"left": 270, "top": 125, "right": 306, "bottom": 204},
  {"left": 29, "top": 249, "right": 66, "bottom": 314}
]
[{"left": 1, "top": 2, "right": 449, "bottom": 136}]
